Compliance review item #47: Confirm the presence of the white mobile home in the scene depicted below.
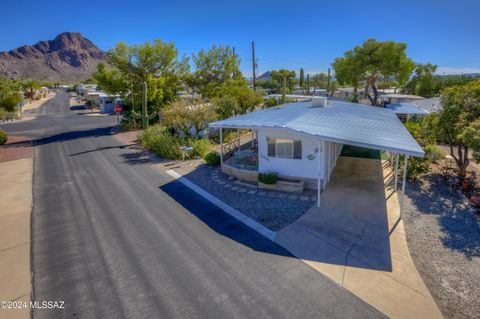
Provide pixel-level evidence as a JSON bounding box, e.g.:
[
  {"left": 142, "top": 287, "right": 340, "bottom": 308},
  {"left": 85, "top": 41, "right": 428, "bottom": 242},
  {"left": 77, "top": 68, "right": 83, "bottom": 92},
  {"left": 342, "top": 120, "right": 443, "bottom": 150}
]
[
  {"left": 98, "top": 93, "right": 121, "bottom": 113},
  {"left": 209, "top": 97, "right": 424, "bottom": 207}
]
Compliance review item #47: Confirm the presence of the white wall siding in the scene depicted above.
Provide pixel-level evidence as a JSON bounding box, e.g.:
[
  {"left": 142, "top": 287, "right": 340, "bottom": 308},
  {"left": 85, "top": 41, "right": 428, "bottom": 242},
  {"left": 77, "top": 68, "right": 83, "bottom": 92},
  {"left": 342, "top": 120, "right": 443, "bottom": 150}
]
[
  {"left": 257, "top": 129, "right": 320, "bottom": 179},
  {"left": 323, "top": 141, "right": 343, "bottom": 187}
]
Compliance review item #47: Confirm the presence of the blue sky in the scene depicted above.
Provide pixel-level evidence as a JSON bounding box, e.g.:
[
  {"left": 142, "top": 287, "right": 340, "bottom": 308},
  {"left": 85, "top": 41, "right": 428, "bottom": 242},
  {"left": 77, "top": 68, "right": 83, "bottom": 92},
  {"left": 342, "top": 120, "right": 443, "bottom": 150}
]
[{"left": 1, "top": 0, "right": 479, "bottom": 76}]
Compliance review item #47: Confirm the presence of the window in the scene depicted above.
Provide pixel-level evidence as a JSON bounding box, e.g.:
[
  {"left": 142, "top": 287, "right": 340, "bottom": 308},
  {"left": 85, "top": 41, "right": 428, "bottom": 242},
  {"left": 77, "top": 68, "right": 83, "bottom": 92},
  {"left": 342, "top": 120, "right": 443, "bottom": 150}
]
[{"left": 267, "top": 138, "right": 301, "bottom": 159}]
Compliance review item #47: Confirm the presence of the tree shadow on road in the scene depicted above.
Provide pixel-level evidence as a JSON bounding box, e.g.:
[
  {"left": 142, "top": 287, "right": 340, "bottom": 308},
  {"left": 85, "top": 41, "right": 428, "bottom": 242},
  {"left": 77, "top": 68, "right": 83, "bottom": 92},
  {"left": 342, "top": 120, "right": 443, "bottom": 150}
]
[
  {"left": 32, "top": 126, "right": 116, "bottom": 146},
  {"left": 159, "top": 179, "right": 297, "bottom": 260}
]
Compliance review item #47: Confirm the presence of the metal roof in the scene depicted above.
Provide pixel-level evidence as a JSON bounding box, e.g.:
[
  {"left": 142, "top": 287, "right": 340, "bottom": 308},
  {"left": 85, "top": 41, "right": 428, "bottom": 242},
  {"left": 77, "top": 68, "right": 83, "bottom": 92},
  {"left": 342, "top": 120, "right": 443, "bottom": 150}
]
[
  {"left": 209, "top": 100, "right": 424, "bottom": 157},
  {"left": 412, "top": 98, "right": 442, "bottom": 113},
  {"left": 386, "top": 102, "right": 428, "bottom": 115}
]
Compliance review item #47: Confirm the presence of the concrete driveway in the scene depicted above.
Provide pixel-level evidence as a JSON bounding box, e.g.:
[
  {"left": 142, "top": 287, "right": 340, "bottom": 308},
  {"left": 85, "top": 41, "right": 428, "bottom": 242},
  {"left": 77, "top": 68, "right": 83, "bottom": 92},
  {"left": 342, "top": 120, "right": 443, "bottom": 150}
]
[{"left": 275, "top": 156, "right": 443, "bottom": 319}]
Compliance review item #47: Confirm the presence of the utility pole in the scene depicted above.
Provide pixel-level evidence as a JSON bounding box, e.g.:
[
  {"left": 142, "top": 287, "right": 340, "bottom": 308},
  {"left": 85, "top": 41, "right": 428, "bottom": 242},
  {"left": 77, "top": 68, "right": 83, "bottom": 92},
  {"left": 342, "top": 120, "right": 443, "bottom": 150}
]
[
  {"left": 252, "top": 41, "right": 256, "bottom": 91},
  {"left": 142, "top": 81, "right": 148, "bottom": 129},
  {"left": 327, "top": 68, "right": 331, "bottom": 96},
  {"left": 282, "top": 77, "right": 286, "bottom": 104}
]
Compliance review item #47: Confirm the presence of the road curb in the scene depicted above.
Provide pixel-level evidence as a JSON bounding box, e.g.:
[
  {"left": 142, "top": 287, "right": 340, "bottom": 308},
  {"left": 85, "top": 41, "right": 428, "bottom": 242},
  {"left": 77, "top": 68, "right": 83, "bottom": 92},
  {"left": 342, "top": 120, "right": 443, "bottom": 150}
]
[{"left": 166, "top": 169, "right": 277, "bottom": 241}]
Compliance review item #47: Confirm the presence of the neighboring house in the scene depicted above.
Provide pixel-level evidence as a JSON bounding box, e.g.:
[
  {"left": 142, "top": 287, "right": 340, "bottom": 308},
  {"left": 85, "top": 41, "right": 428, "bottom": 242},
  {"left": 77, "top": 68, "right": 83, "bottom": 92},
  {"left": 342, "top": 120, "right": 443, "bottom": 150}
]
[
  {"left": 386, "top": 97, "right": 442, "bottom": 122},
  {"left": 290, "top": 88, "right": 328, "bottom": 96},
  {"left": 312, "top": 89, "right": 328, "bottom": 96},
  {"left": 84, "top": 91, "right": 101, "bottom": 106},
  {"left": 334, "top": 87, "right": 365, "bottom": 100},
  {"left": 98, "top": 92, "right": 121, "bottom": 113},
  {"left": 266, "top": 94, "right": 313, "bottom": 102},
  {"left": 209, "top": 97, "right": 424, "bottom": 207},
  {"left": 84, "top": 91, "right": 121, "bottom": 113},
  {"left": 411, "top": 97, "right": 442, "bottom": 113},
  {"left": 379, "top": 93, "right": 424, "bottom": 104},
  {"left": 77, "top": 84, "right": 98, "bottom": 97}
]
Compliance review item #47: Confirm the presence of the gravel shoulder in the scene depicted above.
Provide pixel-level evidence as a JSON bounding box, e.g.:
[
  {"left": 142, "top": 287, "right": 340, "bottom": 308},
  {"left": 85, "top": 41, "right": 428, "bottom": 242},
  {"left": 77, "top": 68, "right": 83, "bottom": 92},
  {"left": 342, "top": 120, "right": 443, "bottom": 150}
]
[{"left": 403, "top": 172, "right": 480, "bottom": 319}]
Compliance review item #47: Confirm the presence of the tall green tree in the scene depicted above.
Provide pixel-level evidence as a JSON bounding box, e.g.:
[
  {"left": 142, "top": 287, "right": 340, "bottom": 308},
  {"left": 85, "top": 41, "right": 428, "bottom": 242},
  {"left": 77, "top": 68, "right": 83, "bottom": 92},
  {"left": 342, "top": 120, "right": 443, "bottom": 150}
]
[
  {"left": 405, "top": 63, "right": 438, "bottom": 97},
  {"left": 439, "top": 79, "right": 480, "bottom": 177},
  {"left": 93, "top": 63, "right": 128, "bottom": 95},
  {"left": 190, "top": 44, "right": 261, "bottom": 118},
  {"left": 210, "top": 79, "right": 262, "bottom": 118},
  {"left": 271, "top": 69, "right": 296, "bottom": 93},
  {"left": 94, "top": 39, "right": 189, "bottom": 112},
  {"left": 311, "top": 73, "right": 328, "bottom": 90},
  {"left": 256, "top": 79, "right": 280, "bottom": 93},
  {"left": 162, "top": 99, "right": 217, "bottom": 137},
  {"left": 333, "top": 39, "right": 416, "bottom": 106},
  {"left": 299, "top": 68, "right": 305, "bottom": 88},
  {"left": 191, "top": 45, "right": 242, "bottom": 97}
]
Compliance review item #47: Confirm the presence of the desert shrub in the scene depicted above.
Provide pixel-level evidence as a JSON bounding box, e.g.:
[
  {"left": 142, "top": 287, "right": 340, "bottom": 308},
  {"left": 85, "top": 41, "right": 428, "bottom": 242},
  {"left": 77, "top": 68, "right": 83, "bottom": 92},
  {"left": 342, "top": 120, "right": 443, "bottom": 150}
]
[
  {"left": 264, "top": 97, "right": 278, "bottom": 108},
  {"left": 190, "top": 138, "right": 213, "bottom": 157},
  {"left": 204, "top": 151, "right": 221, "bottom": 166},
  {"left": 258, "top": 172, "right": 278, "bottom": 184},
  {"left": 139, "top": 125, "right": 182, "bottom": 159},
  {"left": 425, "top": 144, "right": 445, "bottom": 163},
  {"left": 0, "top": 129, "right": 7, "bottom": 145},
  {"left": 401, "top": 155, "right": 430, "bottom": 180},
  {"left": 120, "top": 112, "right": 141, "bottom": 130},
  {"left": 0, "top": 108, "right": 6, "bottom": 121}
]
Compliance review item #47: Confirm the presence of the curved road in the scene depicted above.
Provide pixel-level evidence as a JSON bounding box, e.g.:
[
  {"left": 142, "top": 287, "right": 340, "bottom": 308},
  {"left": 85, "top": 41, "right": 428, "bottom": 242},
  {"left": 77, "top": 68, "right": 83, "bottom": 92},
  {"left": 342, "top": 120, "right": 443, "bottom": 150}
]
[{"left": 3, "top": 92, "right": 385, "bottom": 318}]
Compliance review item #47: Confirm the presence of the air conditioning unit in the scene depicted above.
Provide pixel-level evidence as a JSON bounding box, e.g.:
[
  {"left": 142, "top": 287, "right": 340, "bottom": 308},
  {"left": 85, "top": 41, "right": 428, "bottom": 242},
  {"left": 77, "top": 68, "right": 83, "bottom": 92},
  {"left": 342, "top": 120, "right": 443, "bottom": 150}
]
[{"left": 312, "top": 96, "right": 328, "bottom": 107}]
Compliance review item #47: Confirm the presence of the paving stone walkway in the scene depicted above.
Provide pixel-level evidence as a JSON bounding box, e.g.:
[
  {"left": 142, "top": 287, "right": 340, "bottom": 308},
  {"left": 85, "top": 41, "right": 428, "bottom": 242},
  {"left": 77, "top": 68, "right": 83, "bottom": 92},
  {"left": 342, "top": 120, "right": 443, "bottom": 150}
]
[{"left": 209, "top": 168, "right": 317, "bottom": 202}]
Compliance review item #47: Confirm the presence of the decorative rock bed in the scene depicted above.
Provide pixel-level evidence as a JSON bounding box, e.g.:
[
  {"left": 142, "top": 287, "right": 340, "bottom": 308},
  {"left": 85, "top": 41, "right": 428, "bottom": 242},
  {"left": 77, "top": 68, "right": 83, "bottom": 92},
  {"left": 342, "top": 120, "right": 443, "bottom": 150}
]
[{"left": 173, "top": 164, "right": 316, "bottom": 230}]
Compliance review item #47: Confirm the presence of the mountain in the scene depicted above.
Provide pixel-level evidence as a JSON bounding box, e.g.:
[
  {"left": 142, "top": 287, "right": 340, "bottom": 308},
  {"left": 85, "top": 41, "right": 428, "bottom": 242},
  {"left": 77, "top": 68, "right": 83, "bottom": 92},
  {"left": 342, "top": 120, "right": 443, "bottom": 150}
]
[
  {"left": 256, "top": 71, "right": 272, "bottom": 81},
  {"left": 0, "top": 32, "right": 108, "bottom": 82}
]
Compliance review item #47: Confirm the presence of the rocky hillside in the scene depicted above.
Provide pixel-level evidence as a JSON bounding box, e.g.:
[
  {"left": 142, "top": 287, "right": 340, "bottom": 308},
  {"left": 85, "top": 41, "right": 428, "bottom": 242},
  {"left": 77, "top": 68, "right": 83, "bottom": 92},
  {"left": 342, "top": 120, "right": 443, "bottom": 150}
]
[{"left": 0, "top": 32, "right": 108, "bottom": 82}]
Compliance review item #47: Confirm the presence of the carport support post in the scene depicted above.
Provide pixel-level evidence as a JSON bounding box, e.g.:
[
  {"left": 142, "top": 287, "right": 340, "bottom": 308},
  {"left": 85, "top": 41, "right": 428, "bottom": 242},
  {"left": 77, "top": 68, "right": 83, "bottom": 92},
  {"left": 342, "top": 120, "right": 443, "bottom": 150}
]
[
  {"left": 394, "top": 153, "right": 399, "bottom": 191},
  {"left": 219, "top": 128, "right": 223, "bottom": 164},
  {"left": 237, "top": 128, "right": 240, "bottom": 150},
  {"left": 317, "top": 140, "right": 323, "bottom": 208},
  {"left": 400, "top": 155, "right": 409, "bottom": 215}
]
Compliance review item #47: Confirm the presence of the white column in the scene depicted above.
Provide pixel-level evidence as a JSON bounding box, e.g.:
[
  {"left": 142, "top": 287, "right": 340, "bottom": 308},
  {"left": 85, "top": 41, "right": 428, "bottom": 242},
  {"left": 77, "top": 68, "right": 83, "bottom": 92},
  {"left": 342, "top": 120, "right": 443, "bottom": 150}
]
[
  {"left": 220, "top": 128, "right": 223, "bottom": 164},
  {"left": 317, "top": 140, "right": 324, "bottom": 208},
  {"left": 237, "top": 128, "right": 240, "bottom": 150},
  {"left": 394, "top": 153, "right": 399, "bottom": 191},
  {"left": 400, "top": 155, "right": 409, "bottom": 215}
]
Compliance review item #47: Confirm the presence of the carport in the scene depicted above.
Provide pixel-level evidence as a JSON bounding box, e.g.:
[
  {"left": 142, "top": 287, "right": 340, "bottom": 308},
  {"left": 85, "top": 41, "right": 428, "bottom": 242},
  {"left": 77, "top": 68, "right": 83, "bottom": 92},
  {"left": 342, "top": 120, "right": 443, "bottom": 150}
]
[{"left": 210, "top": 99, "right": 425, "bottom": 212}]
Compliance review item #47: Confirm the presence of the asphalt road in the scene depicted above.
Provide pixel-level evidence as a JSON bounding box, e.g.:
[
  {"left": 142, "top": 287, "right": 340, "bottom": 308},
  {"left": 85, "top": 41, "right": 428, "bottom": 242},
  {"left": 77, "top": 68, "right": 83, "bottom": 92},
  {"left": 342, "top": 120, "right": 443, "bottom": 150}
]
[{"left": 2, "top": 92, "right": 385, "bottom": 319}]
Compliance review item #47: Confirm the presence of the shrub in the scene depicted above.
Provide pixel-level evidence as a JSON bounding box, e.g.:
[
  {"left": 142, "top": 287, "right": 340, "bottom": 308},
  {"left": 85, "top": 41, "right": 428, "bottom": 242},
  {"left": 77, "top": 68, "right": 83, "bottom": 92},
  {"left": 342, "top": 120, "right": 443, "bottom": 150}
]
[
  {"left": 258, "top": 172, "right": 278, "bottom": 184},
  {"left": 0, "top": 108, "right": 6, "bottom": 121},
  {"left": 139, "top": 125, "right": 182, "bottom": 159},
  {"left": 190, "top": 138, "right": 213, "bottom": 157},
  {"left": 204, "top": 151, "right": 221, "bottom": 166},
  {"left": 425, "top": 144, "right": 445, "bottom": 163},
  {"left": 264, "top": 97, "right": 278, "bottom": 108},
  {"left": 0, "top": 129, "right": 7, "bottom": 145}
]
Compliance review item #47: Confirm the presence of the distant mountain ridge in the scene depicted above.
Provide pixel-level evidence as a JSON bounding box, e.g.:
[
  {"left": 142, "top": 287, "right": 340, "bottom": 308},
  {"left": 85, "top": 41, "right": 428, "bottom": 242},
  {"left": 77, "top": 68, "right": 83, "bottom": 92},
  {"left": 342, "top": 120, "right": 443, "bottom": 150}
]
[
  {"left": 0, "top": 32, "right": 108, "bottom": 82},
  {"left": 256, "top": 71, "right": 272, "bottom": 81}
]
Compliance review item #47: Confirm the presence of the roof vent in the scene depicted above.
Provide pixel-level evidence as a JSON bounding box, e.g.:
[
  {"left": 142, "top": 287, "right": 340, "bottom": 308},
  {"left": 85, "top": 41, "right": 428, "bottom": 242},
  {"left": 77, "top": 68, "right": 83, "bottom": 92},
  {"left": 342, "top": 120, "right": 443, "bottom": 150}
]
[{"left": 312, "top": 96, "right": 328, "bottom": 107}]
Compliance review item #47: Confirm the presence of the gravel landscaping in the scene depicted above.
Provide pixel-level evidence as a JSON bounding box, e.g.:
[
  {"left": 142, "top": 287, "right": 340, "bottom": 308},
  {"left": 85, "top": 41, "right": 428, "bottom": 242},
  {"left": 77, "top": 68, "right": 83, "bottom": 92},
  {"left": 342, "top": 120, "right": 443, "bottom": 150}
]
[
  {"left": 175, "top": 164, "right": 315, "bottom": 231},
  {"left": 403, "top": 172, "right": 480, "bottom": 319}
]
